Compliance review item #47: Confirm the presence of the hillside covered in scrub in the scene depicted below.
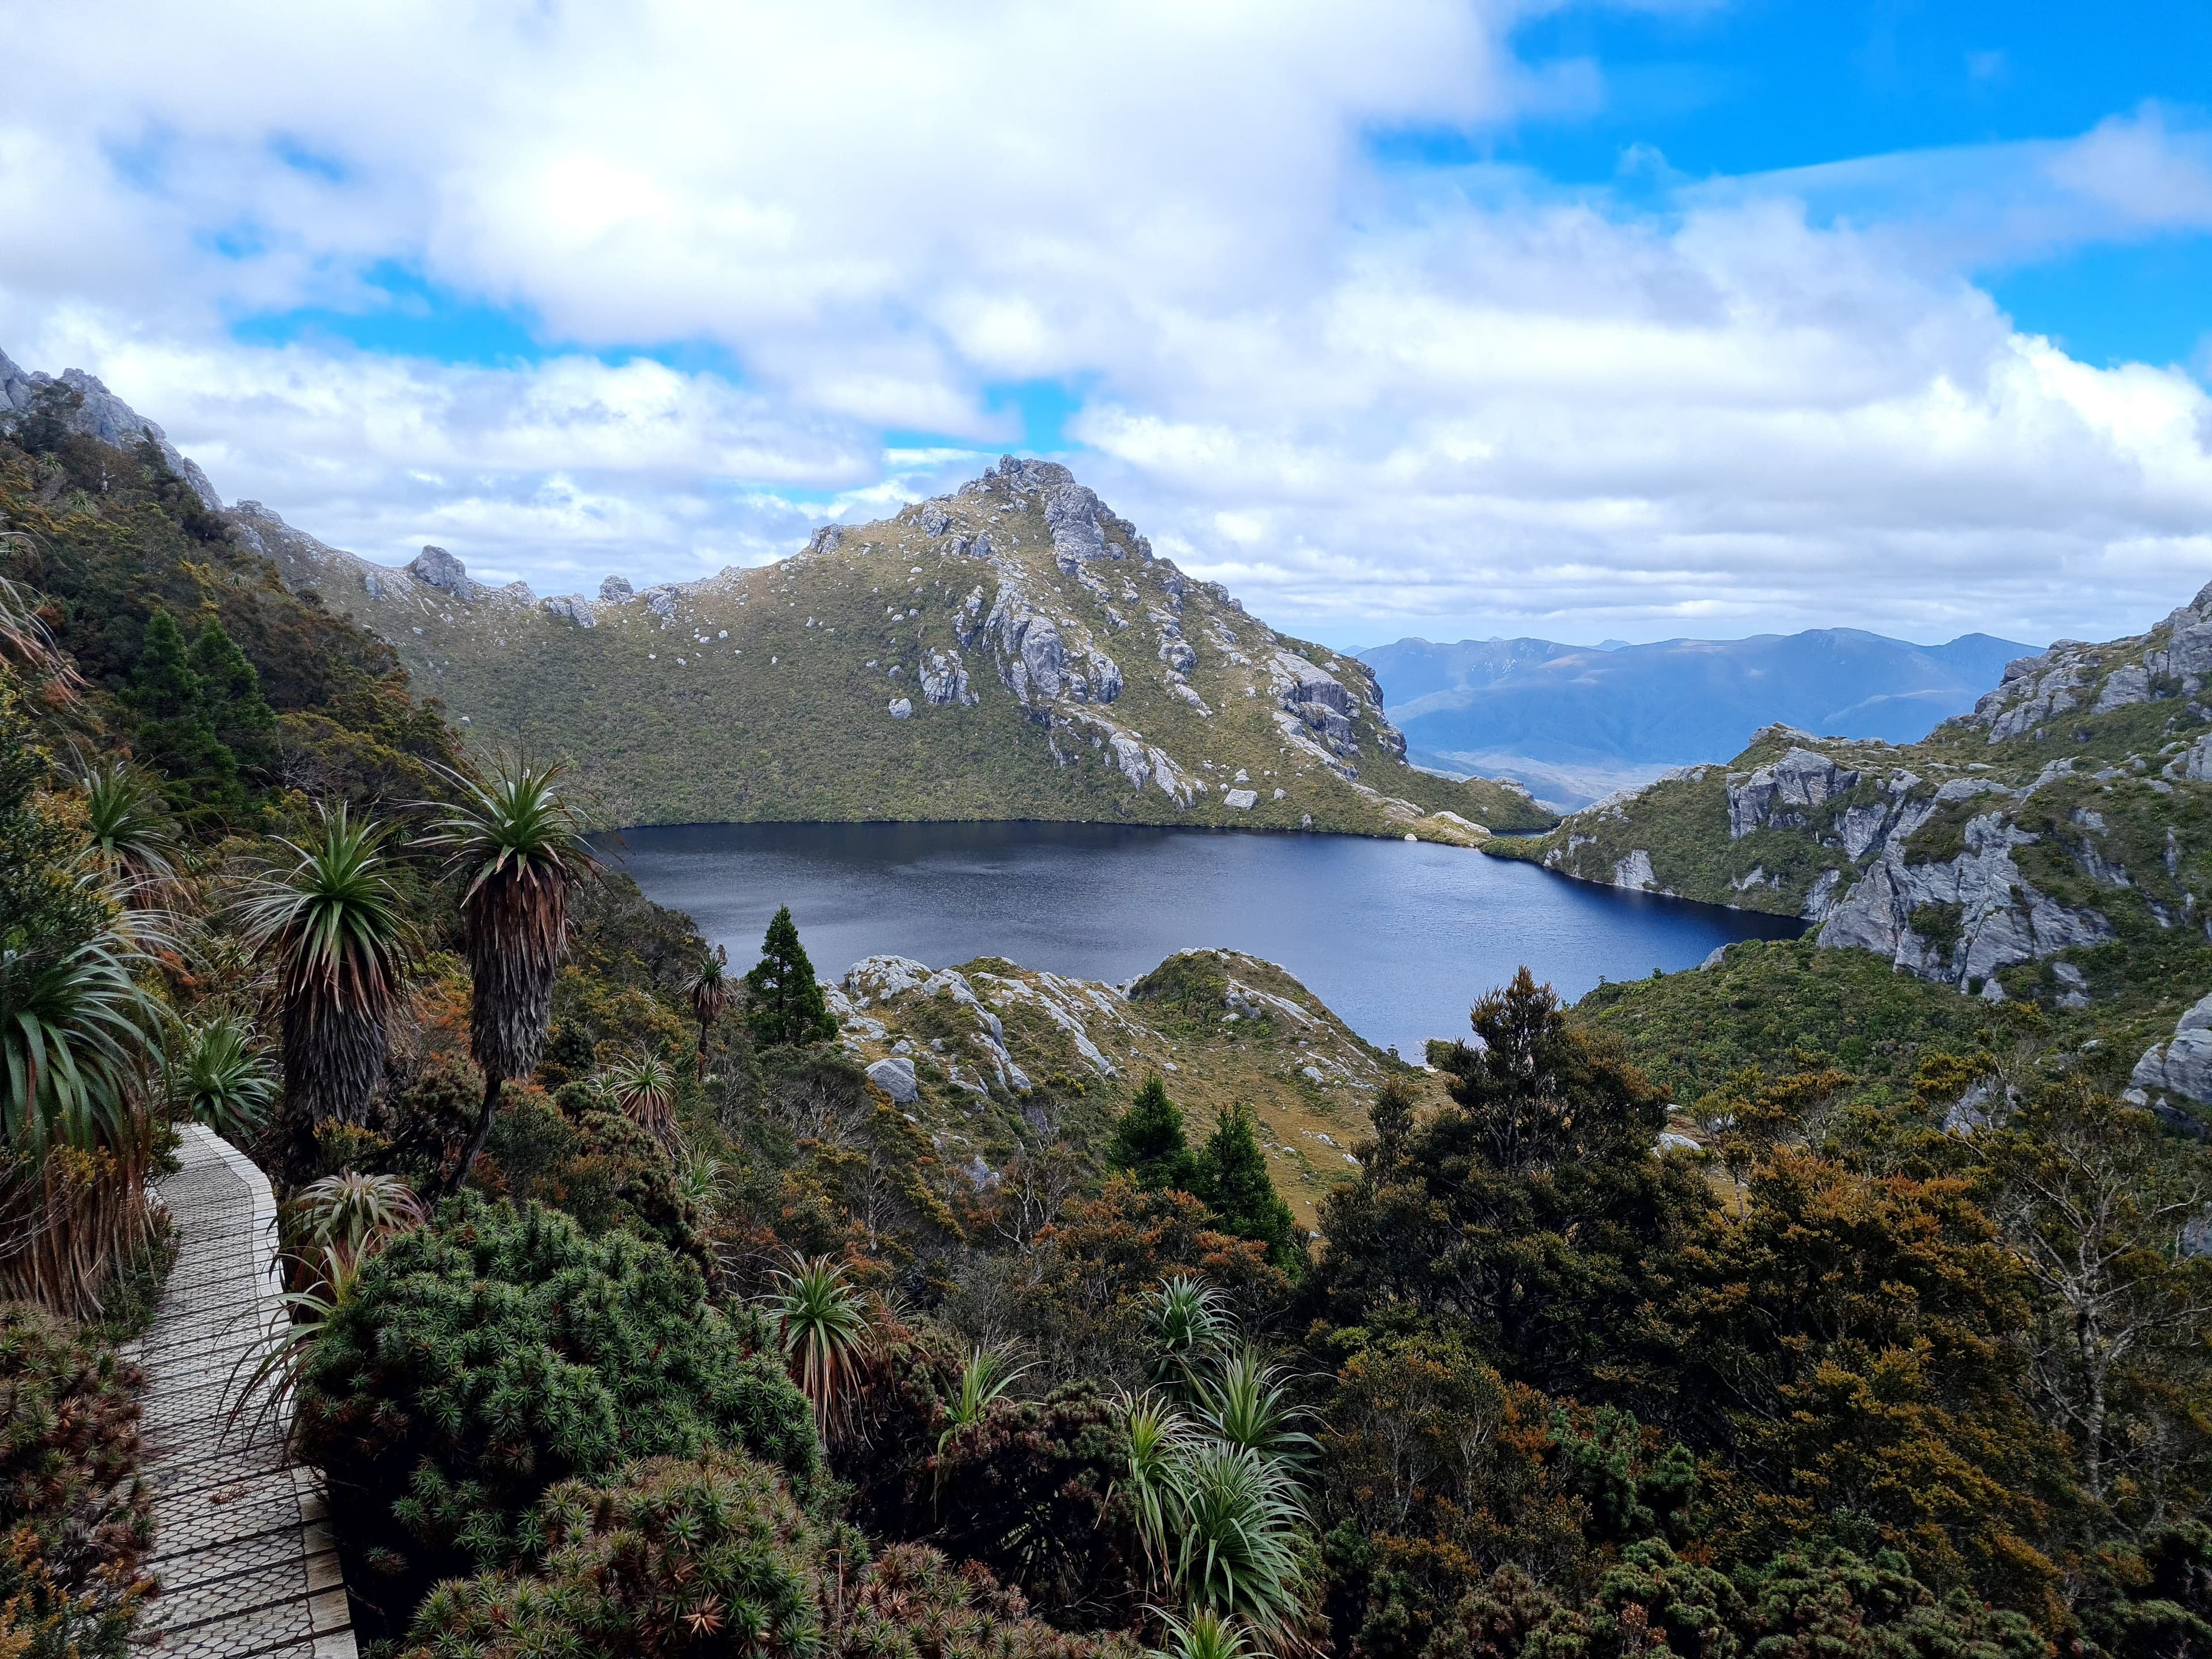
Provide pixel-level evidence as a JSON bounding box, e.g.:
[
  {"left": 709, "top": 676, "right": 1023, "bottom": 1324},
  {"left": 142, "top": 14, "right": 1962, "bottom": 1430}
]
[
  {"left": 240, "top": 450, "right": 1549, "bottom": 840},
  {"left": 9, "top": 354, "right": 2212, "bottom": 1659},
  {"left": 1488, "top": 583, "right": 2212, "bottom": 1125}
]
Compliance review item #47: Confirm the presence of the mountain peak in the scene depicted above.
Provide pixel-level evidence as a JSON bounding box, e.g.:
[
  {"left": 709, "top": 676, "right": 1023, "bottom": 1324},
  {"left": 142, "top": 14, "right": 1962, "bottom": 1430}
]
[{"left": 0, "top": 346, "right": 222, "bottom": 510}]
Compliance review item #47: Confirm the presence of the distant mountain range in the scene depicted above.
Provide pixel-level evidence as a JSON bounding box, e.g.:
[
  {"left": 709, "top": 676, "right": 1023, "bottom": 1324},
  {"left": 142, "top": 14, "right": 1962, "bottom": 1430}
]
[{"left": 1358, "top": 629, "right": 2036, "bottom": 808}]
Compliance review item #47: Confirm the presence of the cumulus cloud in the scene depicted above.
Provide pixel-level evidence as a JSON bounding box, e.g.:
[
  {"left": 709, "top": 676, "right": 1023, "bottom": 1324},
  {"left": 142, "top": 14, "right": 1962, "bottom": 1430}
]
[{"left": 1, "top": 1, "right": 2209, "bottom": 646}]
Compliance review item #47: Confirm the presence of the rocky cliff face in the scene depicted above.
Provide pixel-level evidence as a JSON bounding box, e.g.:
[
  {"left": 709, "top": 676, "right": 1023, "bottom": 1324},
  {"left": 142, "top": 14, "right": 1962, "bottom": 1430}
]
[
  {"left": 237, "top": 453, "right": 1547, "bottom": 839},
  {"left": 0, "top": 347, "right": 222, "bottom": 510},
  {"left": 1489, "top": 580, "right": 2212, "bottom": 1022}
]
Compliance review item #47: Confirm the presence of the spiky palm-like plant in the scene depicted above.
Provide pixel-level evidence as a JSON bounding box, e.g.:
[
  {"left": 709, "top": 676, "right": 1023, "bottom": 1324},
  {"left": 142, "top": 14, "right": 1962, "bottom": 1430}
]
[
  {"left": 172, "top": 1014, "right": 279, "bottom": 1139},
  {"left": 239, "top": 804, "right": 411, "bottom": 1182},
  {"left": 605, "top": 1050, "right": 680, "bottom": 1149},
  {"left": 1195, "top": 1346, "right": 1317, "bottom": 1476},
  {"left": 428, "top": 756, "right": 597, "bottom": 1194},
  {"left": 1152, "top": 1273, "right": 1228, "bottom": 1387},
  {"left": 687, "top": 945, "right": 730, "bottom": 1056},
  {"left": 1116, "top": 1388, "right": 1195, "bottom": 1585},
  {"left": 937, "top": 1345, "right": 1032, "bottom": 1455},
  {"left": 1170, "top": 1442, "right": 1309, "bottom": 1645},
  {"left": 0, "top": 567, "right": 82, "bottom": 695},
  {"left": 1152, "top": 1609, "right": 1255, "bottom": 1659},
  {"left": 78, "top": 760, "right": 176, "bottom": 895},
  {"left": 768, "top": 1252, "right": 872, "bottom": 1444},
  {"left": 674, "top": 1147, "right": 722, "bottom": 1217},
  {"left": 0, "top": 911, "right": 166, "bottom": 1316},
  {"left": 299, "top": 1169, "right": 426, "bottom": 1269}
]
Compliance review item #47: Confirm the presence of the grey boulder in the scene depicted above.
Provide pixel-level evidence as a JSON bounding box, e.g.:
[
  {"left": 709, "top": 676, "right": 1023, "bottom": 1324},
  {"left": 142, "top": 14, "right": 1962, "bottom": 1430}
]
[{"left": 866, "top": 1056, "right": 919, "bottom": 1103}]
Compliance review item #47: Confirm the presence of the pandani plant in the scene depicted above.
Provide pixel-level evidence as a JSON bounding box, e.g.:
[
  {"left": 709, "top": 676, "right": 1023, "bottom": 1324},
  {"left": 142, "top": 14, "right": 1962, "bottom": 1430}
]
[
  {"left": 239, "top": 803, "right": 412, "bottom": 1183},
  {"left": 228, "top": 1169, "right": 426, "bottom": 1442},
  {"left": 937, "top": 1344, "right": 1032, "bottom": 1455},
  {"left": 427, "top": 755, "right": 597, "bottom": 1194},
  {"left": 76, "top": 759, "right": 177, "bottom": 900},
  {"left": 0, "top": 898, "right": 168, "bottom": 1319},
  {"left": 687, "top": 944, "right": 730, "bottom": 1056},
  {"left": 170, "top": 1013, "right": 279, "bottom": 1140},
  {"left": 605, "top": 1050, "right": 680, "bottom": 1150},
  {"left": 767, "top": 1252, "right": 873, "bottom": 1444}
]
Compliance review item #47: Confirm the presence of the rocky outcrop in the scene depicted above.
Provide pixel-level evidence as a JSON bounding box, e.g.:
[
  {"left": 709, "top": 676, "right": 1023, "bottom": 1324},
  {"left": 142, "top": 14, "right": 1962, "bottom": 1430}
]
[
  {"left": 1727, "top": 745, "right": 1861, "bottom": 839},
  {"left": 0, "top": 347, "right": 222, "bottom": 508},
  {"left": 542, "top": 594, "right": 596, "bottom": 627},
  {"left": 1613, "top": 850, "right": 1660, "bottom": 892},
  {"left": 407, "top": 544, "right": 474, "bottom": 595},
  {"left": 1817, "top": 809, "right": 2112, "bottom": 994},
  {"left": 600, "top": 575, "right": 635, "bottom": 602},
  {"left": 1968, "top": 581, "right": 2212, "bottom": 743},
  {"left": 1272, "top": 650, "right": 1359, "bottom": 754},
  {"left": 2127, "top": 993, "right": 2212, "bottom": 1121},
  {"left": 919, "top": 649, "right": 975, "bottom": 706},
  {"left": 865, "top": 1056, "right": 919, "bottom": 1103}
]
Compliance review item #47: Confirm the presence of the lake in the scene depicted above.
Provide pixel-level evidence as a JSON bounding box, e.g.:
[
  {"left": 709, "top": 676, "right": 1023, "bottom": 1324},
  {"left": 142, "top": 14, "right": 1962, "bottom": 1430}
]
[{"left": 605, "top": 821, "right": 1802, "bottom": 1058}]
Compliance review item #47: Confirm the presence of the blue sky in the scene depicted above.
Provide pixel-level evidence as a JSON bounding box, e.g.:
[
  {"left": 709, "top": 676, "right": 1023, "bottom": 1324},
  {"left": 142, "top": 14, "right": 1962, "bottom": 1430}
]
[{"left": 6, "top": 0, "right": 2211, "bottom": 649}]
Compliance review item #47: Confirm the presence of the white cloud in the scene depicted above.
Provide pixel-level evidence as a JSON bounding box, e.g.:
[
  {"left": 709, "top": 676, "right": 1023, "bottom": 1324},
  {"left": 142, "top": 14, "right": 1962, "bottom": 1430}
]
[{"left": 1, "top": 2, "right": 2209, "bottom": 648}]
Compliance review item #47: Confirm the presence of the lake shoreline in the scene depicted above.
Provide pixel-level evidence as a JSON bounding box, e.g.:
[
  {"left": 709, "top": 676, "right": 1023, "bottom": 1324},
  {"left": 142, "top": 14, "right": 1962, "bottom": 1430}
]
[{"left": 605, "top": 819, "right": 1801, "bottom": 1056}]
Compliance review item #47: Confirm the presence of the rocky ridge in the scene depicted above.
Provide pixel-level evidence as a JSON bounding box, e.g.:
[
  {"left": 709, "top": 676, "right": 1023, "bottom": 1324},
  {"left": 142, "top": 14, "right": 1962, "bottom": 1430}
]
[
  {"left": 0, "top": 347, "right": 221, "bottom": 509},
  {"left": 821, "top": 946, "right": 1415, "bottom": 1226},
  {"left": 1488, "top": 578, "right": 2212, "bottom": 1124},
  {"left": 238, "top": 453, "right": 1547, "bottom": 838}
]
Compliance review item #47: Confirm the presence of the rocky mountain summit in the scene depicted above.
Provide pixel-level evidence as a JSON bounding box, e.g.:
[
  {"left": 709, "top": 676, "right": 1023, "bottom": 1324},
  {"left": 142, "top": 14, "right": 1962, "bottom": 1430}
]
[
  {"left": 238, "top": 453, "right": 1546, "bottom": 838},
  {"left": 1490, "top": 577, "right": 2212, "bottom": 1126},
  {"left": 0, "top": 347, "right": 221, "bottom": 509}
]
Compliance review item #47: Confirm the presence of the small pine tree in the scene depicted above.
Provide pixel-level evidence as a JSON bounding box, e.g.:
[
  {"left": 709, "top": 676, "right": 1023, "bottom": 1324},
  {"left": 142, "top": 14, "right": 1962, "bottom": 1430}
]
[
  {"left": 1192, "top": 1104, "right": 1302, "bottom": 1271},
  {"left": 128, "top": 609, "right": 201, "bottom": 720},
  {"left": 744, "top": 905, "right": 838, "bottom": 1048},
  {"left": 128, "top": 608, "right": 239, "bottom": 808},
  {"left": 188, "top": 617, "right": 276, "bottom": 767},
  {"left": 1106, "top": 1075, "right": 1196, "bottom": 1192}
]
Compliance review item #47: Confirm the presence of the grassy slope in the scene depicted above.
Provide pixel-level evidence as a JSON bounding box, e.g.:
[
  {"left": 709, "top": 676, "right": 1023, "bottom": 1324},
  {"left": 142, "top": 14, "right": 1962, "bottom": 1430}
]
[
  {"left": 249, "top": 474, "right": 1551, "bottom": 840},
  {"left": 831, "top": 947, "right": 1441, "bottom": 1229}
]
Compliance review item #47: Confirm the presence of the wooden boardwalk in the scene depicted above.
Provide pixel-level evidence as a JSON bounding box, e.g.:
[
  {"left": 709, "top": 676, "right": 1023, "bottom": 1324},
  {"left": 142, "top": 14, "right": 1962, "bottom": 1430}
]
[{"left": 126, "top": 1125, "right": 357, "bottom": 1659}]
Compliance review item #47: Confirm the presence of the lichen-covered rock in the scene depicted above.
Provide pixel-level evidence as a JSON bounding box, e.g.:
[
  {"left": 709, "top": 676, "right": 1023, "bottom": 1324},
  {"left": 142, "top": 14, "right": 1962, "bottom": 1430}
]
[
  {"left": 865, "top": 1056, "right": 919, "bottom": 1103},
  {"left": 408, "top": 544, "right": 473, "bottom": 594},
  {"left": 888, "top": 698, "right": 913, "bottom": 719},
  {"left": 542, "top": 594, "right": 596, "bottom": 627},
  {"left": 1726, "top": 747, "right": 1861, "bottom": 839},
  {"left": 919, "top": 650, "right": 975, "bottom": 706},
  {"left": 2128, "top": 993, "right": 2212, "bottom": 1113},
  {"left": 0, "top": 346, "right": 223, "bottom": 506},
  {"left": 599, "top": 575, "right": 634, "bottom": 602},
  {"left": 1818, "top": 809, "right": 2113, "bottom": 991}
]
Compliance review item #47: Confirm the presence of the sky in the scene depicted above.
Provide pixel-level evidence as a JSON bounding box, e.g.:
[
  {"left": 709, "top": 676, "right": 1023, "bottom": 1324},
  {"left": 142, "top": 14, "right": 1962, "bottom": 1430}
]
[{"left": 3, "top": 2, "right": 2212, "bottom": 652}]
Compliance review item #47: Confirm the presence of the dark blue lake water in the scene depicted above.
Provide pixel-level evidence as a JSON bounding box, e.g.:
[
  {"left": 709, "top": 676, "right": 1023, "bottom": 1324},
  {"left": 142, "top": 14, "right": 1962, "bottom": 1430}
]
[{"left": 605, "top": 821, "right": 1801, "bottom": 1058}]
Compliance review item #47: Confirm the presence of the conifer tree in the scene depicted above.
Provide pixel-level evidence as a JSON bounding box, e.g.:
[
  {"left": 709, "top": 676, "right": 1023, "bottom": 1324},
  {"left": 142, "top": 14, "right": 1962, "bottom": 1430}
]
[
  {"left": 188, "top": 617, "right": 277, "bottom": 767},
  {"left": 744, "top": 905, "right": 837, "bottom": 1048},
  {"left": 1192, "top": 1103, "right": 1302, "bottom": 1270},
  {"left": 1107, "top": 1075, "right": 1196, "bottom": 1192},
  {"left": 128, "top": 608, "right": 238, "bottom": 807}
]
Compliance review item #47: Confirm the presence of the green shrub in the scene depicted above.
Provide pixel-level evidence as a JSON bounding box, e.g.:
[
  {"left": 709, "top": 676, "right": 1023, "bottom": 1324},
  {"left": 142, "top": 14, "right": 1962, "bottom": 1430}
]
[
  {"left": 0, "top": 1303, "right": 154, "bottom": 1659},
  {"left": 484, "top": 1086, "right": 703, "bottom": 1257},
  {"left": 828, "top": 1543, "right": 1127, "bottom": 1659},
  {"left": 397, "top": 1452, "right": 819, "bottom": 1659},
  {"left": 294, "top": 1194, "right": 817, "bottom": 1636}
]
